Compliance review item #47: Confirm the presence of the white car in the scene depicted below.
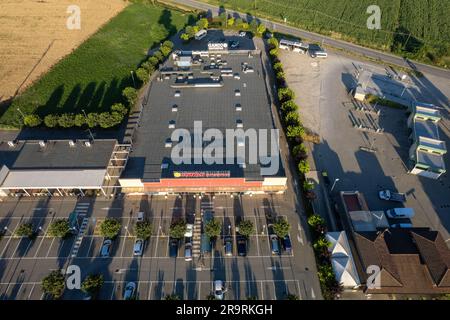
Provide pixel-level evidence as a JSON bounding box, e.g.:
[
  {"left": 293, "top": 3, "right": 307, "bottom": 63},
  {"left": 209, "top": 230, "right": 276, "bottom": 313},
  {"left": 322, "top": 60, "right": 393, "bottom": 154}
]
[
  {"left": 184, "top": 224, "right": 193, "bottom": 238},
  {"left": 123, "top": 282, "right": 136, "bottom": 300},
  {"left": 214, "top": 280, "right": 225, "bottom": 300}
]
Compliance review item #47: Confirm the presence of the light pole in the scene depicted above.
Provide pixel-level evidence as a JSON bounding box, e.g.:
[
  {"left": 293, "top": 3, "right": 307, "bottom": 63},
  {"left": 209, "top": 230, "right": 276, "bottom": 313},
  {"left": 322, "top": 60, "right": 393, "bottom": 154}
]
[
  {"left": 81, "top": 109, "right": 95, "bottom": 141},
  {"left": 262, "top": 225, "right": 266, "bottom": 235},
  {"left": 330, "top": 178, "right": 340, "bottom": 192},
  {"left": 16, "top": 108, "right": 25, "bottom": 119},
  {"left": 130, "top": 71, "right": 136, "bottom": 88},
  {"left": 124, "top": 226, "right": 131, "bottom": 237},
  {"left": 228, "top": 225, "right": 231, "bottom": 235}
]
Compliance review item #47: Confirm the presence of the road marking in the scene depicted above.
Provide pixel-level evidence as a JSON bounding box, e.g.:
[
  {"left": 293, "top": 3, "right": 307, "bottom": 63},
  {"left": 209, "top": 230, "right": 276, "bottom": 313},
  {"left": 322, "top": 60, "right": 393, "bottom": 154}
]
[
  {"left": 297, "top": 234, "right": 304, "bottom": 245},
  {"left": 45, "top": 237, "right": 56, "bottom": 258},
  {"left": 260, "top": 282, "right": 264, "bottom": 300},
  {"left": 272, "top": 282, "right": 277, "bottom": 300},
  {"left": 253, "top": 216, "right": 261, "bottom": 256},
  {"left": 28, "top": 284, "right": 36, "bottom": 300},
  {"left": 0, "top": 222, "right": 22, "bottom": 258},
  {"left": 147, "top": 282, "right": 153, "bottom": 300},
  {"left": 11, "top": 238, "right": 23, "bottom": 258},
  {"left": 110, "top": 282, "right": 116, "bottom": 300},
  {"left": 85, "top": 237, "right": 95, "bottom": 257},
  {"left": 22, "top": 239, "right": 34, "bottom": 257},
  {"left": 296, "top": 281, "right": 302, "bottom": 300},
  {"left": 153, "top": 224, "right": 161, "bottom": 257}
]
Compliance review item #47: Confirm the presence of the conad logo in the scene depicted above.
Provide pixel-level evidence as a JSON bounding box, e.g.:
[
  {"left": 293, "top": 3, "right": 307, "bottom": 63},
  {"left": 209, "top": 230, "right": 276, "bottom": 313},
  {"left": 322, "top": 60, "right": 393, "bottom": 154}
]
[{"left": 173, "top": 172, "right": 182, "bottom": 178}]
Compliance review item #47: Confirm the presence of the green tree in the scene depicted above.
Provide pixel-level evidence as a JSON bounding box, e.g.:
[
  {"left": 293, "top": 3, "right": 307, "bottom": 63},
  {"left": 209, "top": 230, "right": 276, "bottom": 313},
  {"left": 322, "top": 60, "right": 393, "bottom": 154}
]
[
  {"left": 111, "top": 103, "right": 128, "bottom": 116},
  {"left": 256, "top": 23, "right": 266, "bottom": 35},
  {"left": 41, "top": 270, "right": 65, "bottom": 299},
  {"left": 58, "top": 113, "right": 75, "bottom": 128},
  {"left": 242, "top": 22, "right": 249, "bottom": 30},
  {"left": 235, "top": 18, "right": 243, "bottom": 28},
  {"left": 276, "top": 71, "right": 285, "bottom": 80},
  {"left": 219, "top": 12, "right": 228, "bottom": 27},
  {"left": 287, "top": 125, "right": 305, "bottom": 141},
  {"left": 153, "top": 51, "right": 164, "bottom": 62},
  {"left": 298, "top": 160, "right": 310, "bottom": 174},
  {"left": 185, "top": 26, "right": 195, "bottom": 38},
  {"left": 273, "top": 217, "right": 290, "bottom": 238},
  {"left": 278, "top": 88, "right": 295, "bottom": 102},
  {"left": 169, "top": 219, "right": 187, "bottom": 239},
  {"left": 74, "top": 114, "right": 86, "bottom": 127},
  {"left": 247, "top": 296, "right": 257, "bottom": 300},
  {"left": 135, "top": 67, "right": 149, "bottom": 84},
  {"left": 180, "top": 33, "right": 190, "bottom": 41},
  {"left": 122, "top": 87, "right": 138, "bottom": 107},
  {"left": 307, "top": 214, "right": 326, "bottom": 230},
  {"left": 160, "top": 45, "right": 172, "bottom": 57},
  {"left": 313, "top": 236, "right": 331, "bottom": 252},
  {"left": 44, "top": 114, "right": 59, "bottom": 128},
  {"left": 292, "top": 144, "right": 308, "bottom": 160},
  {"left": 269, "top": 48, "right": 278, "bottom": 57},
  {"left": 86, "top": 113, "right": 98, "bottom": 128},
  {"left": 237, "top": 219, "right": 255, "bottom": 238},
  {"left": 48, "top": 219, "right": 71, "bottom": 238},
  {"left": 135, "top": 221, "right": 152, "bottom": 240},
  {"left": 273, "top": 62, "right": 283, "bottom": 72},
  {"left": 97, "top": 112, "right": 114, "bottom": 128},
  {"left": 141, "top": 61, "right": 155, "bottom": 74},
  {"left": 148, "top": 56, "right": 159, "bottom": 67},
  {"left": 81, "top": 274, "right": 104, "bottom": 297},
  {"left": 268, "top": 37, "right": 279, "bottom": 49},
  {"left": 100, "top": 218, "right": 121, "bottom": 239},
  {"left": 205, "top": 218, "right": 222, "bottom": 239},
  {"left": 109, "top": 111, "right": 124, "bottom": 126},
  {"left": 250, "top": 19, "right": 258, "bottom": 32},
  {"left": 23, "top": 114, "right": 42, "bottom": 127},
  {"left": 227, "top": 17, "right": 235, "bottom": 27},
  {"left": 281, "top": 100, "right": 298, "bottom": 113},
  {"left": 196, "top": 18, "right": 209, "bottom": 29},
  {"left": 162, "top": 40, "right": 174, "bottom": 49},
  {"left": 15, "top": 223, "right": 34, "bottom": 238},
  {"left": 303, "top": 180, "right": 314, "bottom": 191}
]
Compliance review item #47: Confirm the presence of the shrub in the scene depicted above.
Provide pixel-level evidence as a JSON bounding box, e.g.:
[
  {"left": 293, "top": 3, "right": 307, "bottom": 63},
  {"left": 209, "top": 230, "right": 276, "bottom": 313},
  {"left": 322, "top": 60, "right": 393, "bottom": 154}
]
[
  {"left": 273, "top": 62, "right": 283, "bottom": 72},
  {"left": 23, "top": 114, "right": 42, "bottom": 127},
  {"left": 111, "top": 103, "right": 128, "bottom": 116},
  {"left": 153, "top": 51, "right": 164, "bottom": 62},
  {"left": 42, "top": 270, "right": 65, "bottom": 299},
  {"left": 180, "top": 33, "right": 190, "bottom": 41},
  {"left": 276, "top": 71, "right": 285, "bottom": 80},
  {"left": 141, "top": 61, "right": 155, "bottom": 74},
  {"left": 74, "top": 114, "right": 86, "bottom": 127},
  {"left": 268, "top": 37, "right": 279, "bottom": 49},
  {"left": 48, "top": 219, "right": 71, "bottom": 238},
  {"left": 100, "top": 218, "right": 121, "bottom": 239},
  {"left": 313, "top": 236, "right": 331, "bottom": 252},
  {"left": 284, "top": 111, "right": 300, "bottom": 126},
  {"left": 122, "top": 87, "right": 138, "bottom": 107},
  {"left": 256, "top": 23, "right": 266, "bottom": 35},
  {"left": 303, "top": 180, "right": 314, "bottom": 191},
  {"left": 292, "top": 144, "right": 308, "bottom": 160},
  {"left": 135, "top": 67, "right": 149, "bottom": 84},
  {"left": 169, "top": 219, "right": 187, "bottom": 239},
  {"left": 250, "top": 19, "right": 258, "bottom": 32},
  {"left": 235, "top": 18, "right": 243, "bottom": 28},
  {"left": 286, "top": 125, "right": 305, "bottom": 141},
  {"left": 160, "top": 45, "right": 172, "bottom": 57},
  {"left": 307, "top": 214, "right": 326, "bottom": 230},
  {"left": 227, "top": 17, "right": 235, "bottom": 27},
  {"left": 298, "top": 160, "right": 310, "bottom": 174},
  {"left": 242, "top": 22, "right": 249, "bottom": 30},
  {"left": 281, "top": 100, "right": 298, "bottom": 113},
  {"left": 269, "top": 48, "right": 278, "bottom": 57},
  {"left": 148, "top": 56, "right": 159, "bottom": 67},
  {"left": 162, "top": 40, "right": 174, "bottom": 50},
  {"left": 273, "top": 217, "right": 290, "bottom": 238},
  {"left": 44, "top": 114, "right": 59, "bottom": 128},
  {"left": 58, "top": 113, "right": 75, "bottom": 128},
  {"left": 86, "top": 113, "right": 98, "bottom": 128}
]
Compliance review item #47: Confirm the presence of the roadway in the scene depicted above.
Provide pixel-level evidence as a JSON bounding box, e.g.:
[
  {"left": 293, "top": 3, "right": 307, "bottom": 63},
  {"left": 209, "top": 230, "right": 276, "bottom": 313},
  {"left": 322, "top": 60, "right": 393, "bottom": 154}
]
[{"left": 169, "top": 0, "right": 450, "bottom": 80}]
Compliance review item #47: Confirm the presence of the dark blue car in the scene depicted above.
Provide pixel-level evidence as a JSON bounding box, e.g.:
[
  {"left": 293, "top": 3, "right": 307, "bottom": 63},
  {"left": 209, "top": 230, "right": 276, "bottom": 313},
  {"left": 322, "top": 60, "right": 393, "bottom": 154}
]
[{"left": 283, "top": 235, "right": 292, "bottom": 254}]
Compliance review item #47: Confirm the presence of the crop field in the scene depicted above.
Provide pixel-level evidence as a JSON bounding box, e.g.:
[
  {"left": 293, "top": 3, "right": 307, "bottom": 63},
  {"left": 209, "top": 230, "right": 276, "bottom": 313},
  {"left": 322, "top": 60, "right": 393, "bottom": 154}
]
[
  {"left": 0, "top": 0, "right": 127, "bottom": 104},
  {"left": 203, "top": 0, "right": 450, "bottom": 67},
  {"left": 1, "top": 1, "right": 192, "bottom": 127}
]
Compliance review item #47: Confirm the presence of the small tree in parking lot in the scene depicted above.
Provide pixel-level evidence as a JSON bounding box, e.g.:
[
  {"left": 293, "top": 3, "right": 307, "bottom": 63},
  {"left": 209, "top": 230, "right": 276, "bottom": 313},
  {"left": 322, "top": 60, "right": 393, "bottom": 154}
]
[
  {"left": 41, "top": 270, "right": 65, "bottom": 299},
  {"left": 204, "top": 218, "right": 222, "bottom": 240},
  {"left": 165, "top": 293, "right": 181, "bottom": 300},
  {"left": 15, "top": 223, "right": 34, "bottom": 238},
  {"left": 135, "top": 221, "right": 152, "bottom": 240},
  {"left": 237, "top": 220, "right": 255, "bottom": 238},
  {"left": 100, "top": 218, "right": 121, "bottom": 239},
  {"left": 273, "top": 217, "right": 290, "bottom": 238},
  {"left": 169, "top": 219, "right": 187, "bottom": 239},
  {"left": 81, "top": 274, "right": 104, "bottom": 297},
  {"left": 48, "top": 219, "right": 71, "bottom": 238}
]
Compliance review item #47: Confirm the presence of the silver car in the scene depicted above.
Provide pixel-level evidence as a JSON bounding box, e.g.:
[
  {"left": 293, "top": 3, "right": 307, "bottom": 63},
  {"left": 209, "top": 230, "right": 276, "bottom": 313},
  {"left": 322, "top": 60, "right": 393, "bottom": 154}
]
[
  {"left": 214, "top": 280, "right": 225, "bottom": 300},
  {"left": 100, "top": 239, "right": 112, "bottom": 257},
  {"left": 133, "top": 239, "right": 144, "bottom": 256},
  {"left": 123, "top": 282, "right": 136, "bottom": 300}
]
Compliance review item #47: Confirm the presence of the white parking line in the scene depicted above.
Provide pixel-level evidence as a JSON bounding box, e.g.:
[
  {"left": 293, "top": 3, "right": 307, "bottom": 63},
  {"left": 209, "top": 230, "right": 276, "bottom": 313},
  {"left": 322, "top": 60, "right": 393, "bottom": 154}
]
[
  {"left": 253, "top": 216, "right": 261, "bottom": 256},
  {"left": 0, "top": 222, "right": 21, "bottom": 257},
  {"left": 147, "top": 282, "right": 153, "bottom": 300},
  {"left": 28, "top": 284, "right": 35, "bottom": 300},
  {"left": 45, "top": 237, "right": 56, "bottom": 258},
  {"left": 110, "top": 282, "right": 116, "bottom": 300},
  {"left": 85, "top": 237, "right": 95, "bottom": 257},
  {"left": 260, "top": 282, "right": 264, "bottom": 300},
  {"left": 153, "top": 224, "right": 161, "bottom": 257},
  {"left": 10, "top": 238, "right": 23, "bottom": 258}
]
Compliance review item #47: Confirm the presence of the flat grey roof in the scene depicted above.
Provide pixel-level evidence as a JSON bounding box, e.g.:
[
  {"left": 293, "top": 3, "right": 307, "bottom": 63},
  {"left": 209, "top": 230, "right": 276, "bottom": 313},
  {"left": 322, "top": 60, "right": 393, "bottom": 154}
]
[
  {"left": 0, "top": 139, "right": 116, "bottom": 170},
  {"left": 124, "top": 44, "right": 284, "bottom": 181},
  {"left": 414, "top": 119, "right": 440, "bottom": 141},
  {"left": 417, "top": 150, "right": 446, "bottom": 170}
]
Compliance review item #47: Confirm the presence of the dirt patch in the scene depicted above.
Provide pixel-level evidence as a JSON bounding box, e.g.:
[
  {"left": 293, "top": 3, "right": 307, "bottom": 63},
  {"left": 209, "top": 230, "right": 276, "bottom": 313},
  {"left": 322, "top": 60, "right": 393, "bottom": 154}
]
[{"left": 0, "top": 0, "right": 128, "bottom": 102}]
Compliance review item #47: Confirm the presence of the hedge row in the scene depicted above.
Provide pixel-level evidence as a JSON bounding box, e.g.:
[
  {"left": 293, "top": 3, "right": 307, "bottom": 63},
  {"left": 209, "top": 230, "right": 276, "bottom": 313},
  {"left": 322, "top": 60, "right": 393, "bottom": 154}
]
[
  {"left": 267, "top": 37, "right": 342, "bottom": 299},
  {"left": 23, "top": 40, "right": 175, "bottom": 129}
]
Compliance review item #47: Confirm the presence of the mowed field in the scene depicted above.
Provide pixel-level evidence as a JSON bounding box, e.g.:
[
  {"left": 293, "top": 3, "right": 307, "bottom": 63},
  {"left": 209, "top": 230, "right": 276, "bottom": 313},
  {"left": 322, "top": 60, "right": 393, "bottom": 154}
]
[
  {"left": 0, "top": 0, "right": 127, "bottom": 103},
  {"left": 1, "top": 1, "right": 192, "bottom": 127}
]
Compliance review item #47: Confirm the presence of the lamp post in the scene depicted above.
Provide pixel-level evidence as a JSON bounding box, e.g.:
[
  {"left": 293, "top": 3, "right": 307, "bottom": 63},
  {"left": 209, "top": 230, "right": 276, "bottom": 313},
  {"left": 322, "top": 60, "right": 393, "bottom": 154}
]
[
  {"left": 81, "top": 109, "right": 95, "bottom": 141},
  {"left": 130, "top": 71, "right": 136, "bottom": 88},
  {"left": 330, "top": 178, "right": 340, "bottom": 192},
  {"left": 228, "top": 225, "right": 231, "bottom": 235},
  {"left": 16, "top": 108, "right": 25, "bottom": 119},
  {"left": 124, "top": 226, "right": 131, "bottom": 237}
]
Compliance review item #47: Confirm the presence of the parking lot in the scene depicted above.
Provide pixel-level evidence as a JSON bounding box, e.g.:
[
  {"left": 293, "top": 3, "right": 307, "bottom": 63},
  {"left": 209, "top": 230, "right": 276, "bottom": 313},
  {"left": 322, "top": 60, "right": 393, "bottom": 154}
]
[
  {"left": 279, "top": 48, "right": 450, "bottom": 244},
  {"left": 0, "top": 195, "right": 319, "bottom": 300}
]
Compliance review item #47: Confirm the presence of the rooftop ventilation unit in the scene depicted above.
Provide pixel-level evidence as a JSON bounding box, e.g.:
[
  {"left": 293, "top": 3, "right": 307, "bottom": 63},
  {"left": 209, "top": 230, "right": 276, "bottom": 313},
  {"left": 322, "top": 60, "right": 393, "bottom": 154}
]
[
  {"left": 172, "top": 104, "right": 178, "bottom": 112},
  {"left": 174, "top": 91, "right": 181, "bottom": 97},
  {"left": 235, "top": 104, "right": 242, "bottom": 111},
  {"left": 7, "top": 141, "right": 16, "bottom": 148},
  {"left": 168, "top": 120, "right": 176, "bottom": 129},
  {"left": 69, "top": 140, "right": 76, "bottom": 147},
  {"left": 235, "top": 90, "right": 241, "bottom": 97},
  {"left": 165, "top": 139, "right": 172, "bottom": 148},
  {"left": 84, "top": 141, "right": 92, "bottom": 147},
  {"left": 39, "top": 141, "right": 46, "bottom": 148},
  {"left": 236, "top": 119, "right": 243, "bottom": 128}
]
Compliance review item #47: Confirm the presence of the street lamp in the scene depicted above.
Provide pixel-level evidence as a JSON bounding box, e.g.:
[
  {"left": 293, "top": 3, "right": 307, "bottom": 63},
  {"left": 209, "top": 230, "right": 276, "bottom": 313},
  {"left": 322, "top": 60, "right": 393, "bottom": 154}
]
[
  {"left": 262, "top": 225, "right": 266, "bottom": 235},
  {"left": 130, "top": 71, "right": 136, "bottom": 88},
  {"left": 81, "top": 109, "right": 95, "bottom": 141},
  {"left": 124, "top": 226, "right": 131, "bottom": 237},
  {"left": 16, "top": 108, "right": 25, "bottom": 119},
  {"left": 330, "top": 178, "right": 340, "bottom": 192},
  {"left": 228, "top": 225, "right": 231, "bottom": 235}
]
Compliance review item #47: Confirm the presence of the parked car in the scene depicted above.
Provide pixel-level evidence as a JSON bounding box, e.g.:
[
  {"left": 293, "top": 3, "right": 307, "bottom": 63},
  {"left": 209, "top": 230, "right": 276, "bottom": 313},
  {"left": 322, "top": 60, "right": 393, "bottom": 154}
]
[
  {"left": 169, "top": 238, "right": 178, "bottom": 258},
  {"left": 214, "top": 280, "right": 225, "bottom": 300},
  {"left": 237, "top": 236, "right": 247, "bottom": 257},
  {"left": 185, "top": 242, "right": 193, "bottom": 261},
  {"left": 283, "top": 235, "right": 292, "bottom": 253},
  {"left": 123, "top": 282, "right": 136, "bottom": 300},
  {"left": 100, "top": 239, "right": 112, "bottom": 257},
  {"left": 385, "top": 208, "right": 415, "bottom": 219},
  {"left": 378, "top": 190, "right": 406, "bottom": 202},
  {"left": 390, "top": 223, "right": 413, "bottom": 228},
  {"left": 137, "top": 212, "right": 145, "bottom": 222},
  {"left": 270, "top": 235, "right": 280, "bottom": 255},
  {"left": 133, "top": 239, "right": 144, "bottom": 256},
  {"left": 229, "top": 40, "right": 239, "bottom": 49},
  {"left": 238, "top": 31, "right": 246, "bottom": 37},
  {"left": 224, "top": 236, "right": 233, "bottom": 256}
]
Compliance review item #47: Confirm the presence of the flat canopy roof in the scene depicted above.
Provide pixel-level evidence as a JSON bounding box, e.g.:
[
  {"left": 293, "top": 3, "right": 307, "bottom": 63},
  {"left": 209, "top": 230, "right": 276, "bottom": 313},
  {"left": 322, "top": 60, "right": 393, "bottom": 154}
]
[{"left": 0, "top": 168, "right": 107, "bottom": 189}]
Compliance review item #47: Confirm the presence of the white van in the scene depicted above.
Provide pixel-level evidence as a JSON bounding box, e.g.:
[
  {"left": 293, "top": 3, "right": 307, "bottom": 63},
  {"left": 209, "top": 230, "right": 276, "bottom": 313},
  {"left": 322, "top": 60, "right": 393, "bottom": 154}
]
[{"left": 385, "top": 208, "right": 415, "bottom": 219}]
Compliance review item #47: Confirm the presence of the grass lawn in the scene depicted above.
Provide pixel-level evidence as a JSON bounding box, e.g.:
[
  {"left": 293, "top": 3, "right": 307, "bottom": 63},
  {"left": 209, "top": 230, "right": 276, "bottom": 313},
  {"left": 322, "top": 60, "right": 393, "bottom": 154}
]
[{"left": 2, "top": 2, "right": 193, "bottom": 128}]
